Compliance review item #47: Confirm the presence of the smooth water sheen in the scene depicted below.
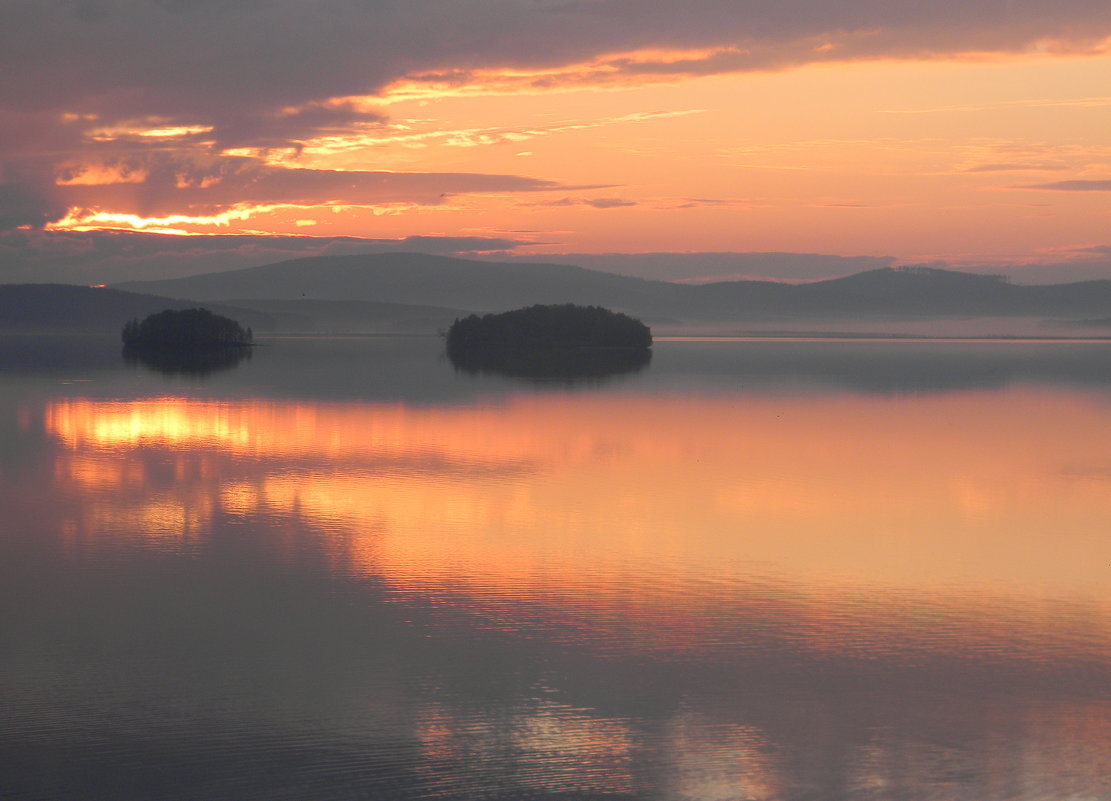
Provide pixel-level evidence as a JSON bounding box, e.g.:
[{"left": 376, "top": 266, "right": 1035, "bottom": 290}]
[{"left": 1, "top": 335, "right": 1109, "bottom": 801}]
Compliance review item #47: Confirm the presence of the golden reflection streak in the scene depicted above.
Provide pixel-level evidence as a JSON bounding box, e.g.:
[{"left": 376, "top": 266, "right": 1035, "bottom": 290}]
[
  {"left": 47, "top": 397, "right": 595, "bottom": 464},
  {"left": 45, "top": 393, "right": 1111, "bottom": 585},
  {"left": 37, "top": 391, "right": 1111, "bottom": 799},
  {"left": 44, "top": 392, "right": 1111, "bottom": 655}
]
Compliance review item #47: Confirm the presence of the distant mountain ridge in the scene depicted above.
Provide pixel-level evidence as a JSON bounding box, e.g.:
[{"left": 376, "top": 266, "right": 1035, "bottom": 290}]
[
  {"left": 0, "top": 284, "right": 279, "bottom": 334},
  {"left": 0, "top": 284, "right": 466, "bottom": 335},
  {"left": 8, "top": 258, "right": 1110, "bottom": 339},
  {"left": 114, "top": 254, "right": 1111, "bottom": 325},
  {"left": 115, "top": 252, "right": 687, "bottom": 324}
]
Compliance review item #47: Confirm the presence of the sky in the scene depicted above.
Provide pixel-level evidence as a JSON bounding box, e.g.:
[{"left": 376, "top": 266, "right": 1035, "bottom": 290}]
[{"left": 2, "top": 0, "right": 1110, "bottom": 284}]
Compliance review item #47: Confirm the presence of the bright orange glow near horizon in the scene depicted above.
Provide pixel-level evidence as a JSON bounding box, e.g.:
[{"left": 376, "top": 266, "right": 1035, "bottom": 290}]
[{"left": 42, "top": 50, "right": 1111, "bottom": 266}]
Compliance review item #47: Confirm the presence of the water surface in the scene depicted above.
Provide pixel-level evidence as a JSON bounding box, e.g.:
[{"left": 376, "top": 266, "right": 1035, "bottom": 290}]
[{"left": 2, "top": 335, "right": 1109, "bottom": 800}]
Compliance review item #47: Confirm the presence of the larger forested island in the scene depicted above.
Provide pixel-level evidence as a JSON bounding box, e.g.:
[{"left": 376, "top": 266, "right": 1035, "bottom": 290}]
[
  {"left": 446, "top": 304, "right": 652, "bottom": 352},
  {"left": 122, "top": 308, "right": 254, "bottom": 348}
]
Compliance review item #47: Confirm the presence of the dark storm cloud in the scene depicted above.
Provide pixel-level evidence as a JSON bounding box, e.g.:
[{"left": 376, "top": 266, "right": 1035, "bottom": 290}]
[
  {"left": 0, "top": 183, "right": 68, "bottom": 230},
  {"left": 2, "top": 0, "right": 1110, "bottom": 228},
  {"left": 5, "top": 1, "right": 1106, "bottom": 114}
]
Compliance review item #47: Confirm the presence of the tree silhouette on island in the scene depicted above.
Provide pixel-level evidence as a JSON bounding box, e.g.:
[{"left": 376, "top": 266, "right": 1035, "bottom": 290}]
[
  {"left": 446, "top": 304, "right": 652, "bottom": 381},
  {"left": 447, "top": 304, "right": 651, "bottom": 351},
  {"left": 121, "top": 308, "right": 254, "bottom": 376},
  {"left": 122, "top": 308, "right": 254, "bottom": 348}
]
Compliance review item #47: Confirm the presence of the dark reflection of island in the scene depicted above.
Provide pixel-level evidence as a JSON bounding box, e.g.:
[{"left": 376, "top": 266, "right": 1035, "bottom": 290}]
[
  {"left": 122, "top": 344, "right": 253, "bottom": 377},
  {"left": 448, "top": 345, "right": 652, "bottom": 382}
]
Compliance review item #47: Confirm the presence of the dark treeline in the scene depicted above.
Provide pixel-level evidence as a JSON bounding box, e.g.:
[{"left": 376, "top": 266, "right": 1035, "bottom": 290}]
[
  {"left": 446, "top": 304, "right": 652, "bottom": 352},
  {"left": 122, "top": 308, "right": 253, "bottom": 348}
]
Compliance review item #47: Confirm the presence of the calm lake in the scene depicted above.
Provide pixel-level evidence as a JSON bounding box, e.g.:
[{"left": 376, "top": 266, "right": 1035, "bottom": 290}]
[{"left": 2, "top": 335, "right": 1109, "bottom": 801}]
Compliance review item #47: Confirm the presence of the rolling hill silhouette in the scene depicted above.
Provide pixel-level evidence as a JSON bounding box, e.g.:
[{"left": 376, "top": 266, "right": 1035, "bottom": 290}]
[
  {"left": 0, "top": 283, "right": 478, "bottom": 336},
  {"left": 113, "top": 255, "right": 1111, "bottom": 328},
  {"left": 0, "top": 284, "right": 278, "bottom": 334},
  {"left": 116, "top": 252, "right": 686, "bottom": 320}
]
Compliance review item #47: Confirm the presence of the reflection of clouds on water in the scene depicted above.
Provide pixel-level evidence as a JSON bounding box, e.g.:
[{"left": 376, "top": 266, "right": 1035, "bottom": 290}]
[
  {"left": 41, "top": 393, "right": 1111, "bottom": 637},
  {"left": 4, "top": 381, "right": 1111, "bottom": 800}
]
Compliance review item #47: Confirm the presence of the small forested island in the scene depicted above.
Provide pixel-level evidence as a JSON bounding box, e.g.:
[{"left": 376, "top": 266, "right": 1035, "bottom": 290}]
[
  {"left": 446, "top": 304, "right": 652, "bottom": 352},
  {"left": 122, "top": 308, "right": 254, "bottom": 349}
]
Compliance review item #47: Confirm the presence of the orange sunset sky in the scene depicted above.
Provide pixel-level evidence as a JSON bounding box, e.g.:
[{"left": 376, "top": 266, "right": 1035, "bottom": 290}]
[{"left": 2, "top": 1, "right": 1110, "bottom": 283}]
